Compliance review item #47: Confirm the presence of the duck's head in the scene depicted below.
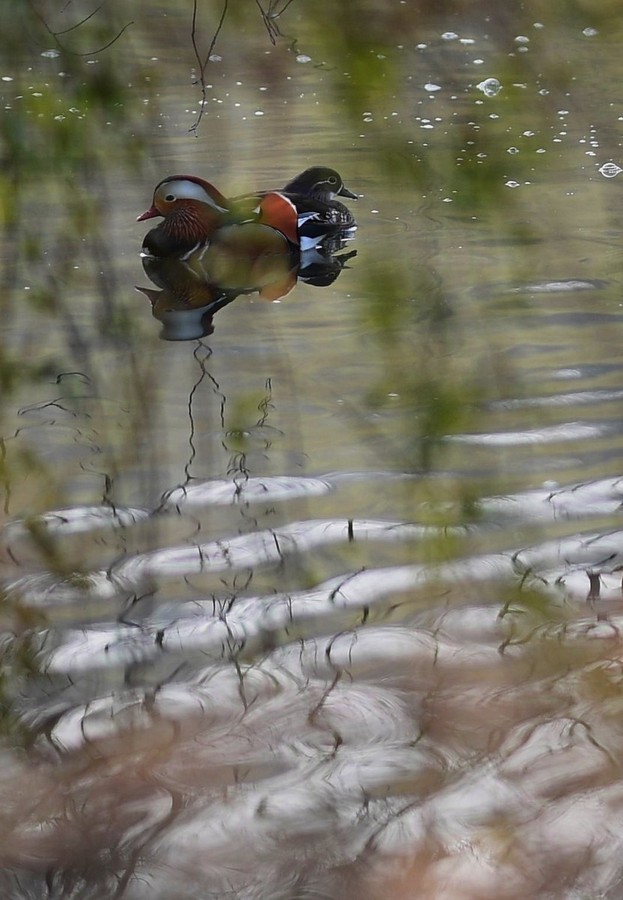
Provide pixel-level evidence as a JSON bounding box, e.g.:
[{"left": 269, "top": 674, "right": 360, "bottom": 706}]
[
  {"left": 137, "top": 175, "right": 229, "bottom": 221},
  {"left": 283, "top": 166, "right": 358, "bottom": 201},
  {"left": 138, "top": 175, "right": 231, "bottom": 257}
]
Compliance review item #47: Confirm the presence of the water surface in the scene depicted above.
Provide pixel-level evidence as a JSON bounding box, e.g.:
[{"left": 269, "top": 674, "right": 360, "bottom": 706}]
[{"left": 2, "top": 2, "right": 623, "bottom": 897}]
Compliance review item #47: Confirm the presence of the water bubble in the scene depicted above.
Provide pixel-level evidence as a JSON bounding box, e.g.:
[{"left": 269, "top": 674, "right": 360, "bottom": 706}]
[
  {"left": 476, "top": 77, "right": 502, "bottom": 97},
  {"left": 441, "top": 32, "right": 458, "bottom": 40},
  {"left": 296, "top": 54, "right": 311, "bottom": 63},
  {"left": 598, "top": 162, "right": 622, "bottom": 178},
  {"left": 507, "top": 147, "right": 519, "bottom": 154},
  {"left": 505, "top": 180, "right": 520, "bottom": 188},
  {"left": 424, "top": 82, "right": 441, "bottom": 92},
  {"left": 582, "top": 27, "right": 598, "bottom": 37},
  {"left": 41, "top": 49, "right": 60, "bottom": 59},
  {"left": 1, "top": 76, "right": 13, "bottom": 82},
  {"left": 515, "top": 35, "right": 530, "bottom": 43}
]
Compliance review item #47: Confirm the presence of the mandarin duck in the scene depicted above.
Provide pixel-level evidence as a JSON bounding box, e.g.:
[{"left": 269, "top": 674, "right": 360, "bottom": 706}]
[
  {"left": 235, "top": 166, "right": 358, "bottom": 245},
  {"left": 281, "top": 166, "right": 358, "bottom": 230}
]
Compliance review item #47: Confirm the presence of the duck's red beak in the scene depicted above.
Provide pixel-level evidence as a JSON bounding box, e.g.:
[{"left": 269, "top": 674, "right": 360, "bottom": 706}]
[{"left": 137, "top": 205, "right": 160, "bottom": 222}]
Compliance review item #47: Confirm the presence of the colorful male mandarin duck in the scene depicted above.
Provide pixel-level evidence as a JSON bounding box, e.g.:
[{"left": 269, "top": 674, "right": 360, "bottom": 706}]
[
  {"left": 137, "top": 175, "right": 299, "bottom": 258},
  {"left": 137, "top": 167, "right": 357, "bottom": 258}
]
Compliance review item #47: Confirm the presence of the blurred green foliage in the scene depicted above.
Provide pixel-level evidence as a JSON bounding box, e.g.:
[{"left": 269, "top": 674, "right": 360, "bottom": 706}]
[{"left": 0, "top": 2, "right": 158, "bottom": 526}]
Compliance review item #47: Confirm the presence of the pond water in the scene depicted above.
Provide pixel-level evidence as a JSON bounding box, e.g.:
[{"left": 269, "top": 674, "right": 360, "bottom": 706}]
[{"left": 3, "top": 2, "right": 623, "bottom": 898}]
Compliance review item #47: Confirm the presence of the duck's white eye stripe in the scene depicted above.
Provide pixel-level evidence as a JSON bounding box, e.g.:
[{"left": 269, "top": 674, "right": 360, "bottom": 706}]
[{"left": 160, "top": 179, "right": 226, "bottom": 210}]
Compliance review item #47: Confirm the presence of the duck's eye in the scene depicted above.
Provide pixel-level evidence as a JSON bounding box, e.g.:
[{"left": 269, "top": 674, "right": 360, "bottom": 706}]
[
  {"left": 165, "top": 193, "right": 175, "bottom": 202},
  {"left": 328, "top": 176, "right": 337, "bottom": 184}
]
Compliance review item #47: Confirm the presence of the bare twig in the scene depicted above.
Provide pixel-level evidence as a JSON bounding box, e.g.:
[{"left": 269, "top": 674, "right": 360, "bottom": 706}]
[
  {"left": 44, "top": 1, "right": 106, "bottom": 36},
  {"left": 268, "top": 0, "right": 293, "bottom": 19},
  {"left": 189, "top": 0, "right": 229, "bottom": 135},
  {"left": 29, "top": 1, "right": 133, "bottom": 56},
  {"left": 254, "top": 0, "right": 277, "bottom": 44},
  {"left": 188, "top": 0, "right": 297, "bottom": 134}
]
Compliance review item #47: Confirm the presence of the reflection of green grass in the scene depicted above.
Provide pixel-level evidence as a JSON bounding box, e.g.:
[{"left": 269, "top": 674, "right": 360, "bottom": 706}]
[{"left": 0, "top": 4, "right": 158, "bottom": 736}]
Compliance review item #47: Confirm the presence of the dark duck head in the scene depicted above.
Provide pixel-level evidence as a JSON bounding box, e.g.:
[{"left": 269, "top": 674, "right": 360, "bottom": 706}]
[
  {"left": 282, "top": 167, "right": 358, "bottom": 203},
  {"left": 137, "top": 175, "right": 230, "bottom": 257}
]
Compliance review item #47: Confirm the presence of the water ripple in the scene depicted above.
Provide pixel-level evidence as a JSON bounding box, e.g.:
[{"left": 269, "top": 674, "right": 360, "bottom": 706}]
[
  {"left": 448, "top": 421, "right": 610, "bottom": 445},
  {"left": 163, "top": 474, "right": 333, "bottom": 508}
]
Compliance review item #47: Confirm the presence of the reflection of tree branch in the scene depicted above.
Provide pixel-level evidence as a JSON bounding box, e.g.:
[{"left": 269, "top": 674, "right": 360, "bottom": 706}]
[
  {"left": 189, "top": 0, "right": 228, "bottom": 135},
  {"left": 40, "top": 1, "right": 105, "bottom": 36},
  {"left": 254, "top": 0, "right": 278, "bottom": 44},
  {"left": 184, "top": 343, "right": 215, "bottom": 484},
  {"left": 189, "top": 0, "right": 297, "bottom": 133},
  {"left": 270, "top": 0, "right": 297, "bottom": 16},
  {"left": 257, "top": 0, "right": 295, "bottom": 43},
  {"left": 29, "top": 1, "right": 133, "bottom": 56}
]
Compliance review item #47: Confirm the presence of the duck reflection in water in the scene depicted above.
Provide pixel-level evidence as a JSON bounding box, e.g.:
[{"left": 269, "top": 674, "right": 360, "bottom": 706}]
[
  {"left": 137, "top": 234, "right": 357, "bottom": 341},
  {"left": 136, "top": 167, "right": 358, "bottom": 340}
]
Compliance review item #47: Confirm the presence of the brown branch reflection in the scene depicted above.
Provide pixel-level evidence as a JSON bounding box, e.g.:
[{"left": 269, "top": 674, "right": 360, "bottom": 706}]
[
  {"left": 29, "top": 1, "right": 133, "bottom": 56},
  {"left": 189, "top": 0, "right": 229, "bottom": 135},
  {"left": 188, "top": 0, "right": 296, "bottom": 133}
]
